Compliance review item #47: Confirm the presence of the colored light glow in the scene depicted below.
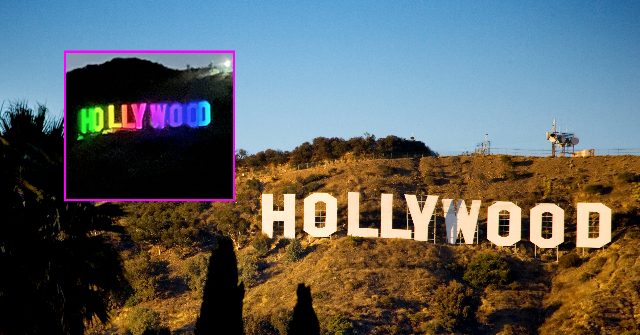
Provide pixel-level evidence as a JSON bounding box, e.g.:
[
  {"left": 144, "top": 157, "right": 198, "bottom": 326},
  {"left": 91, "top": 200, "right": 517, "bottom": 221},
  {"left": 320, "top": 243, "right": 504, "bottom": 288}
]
[
  {"left": 107, "top": 105, "right": 122, "bottom": 129},
  {"left": 77, "top": 100, "right": 211, "bottom": 139}
]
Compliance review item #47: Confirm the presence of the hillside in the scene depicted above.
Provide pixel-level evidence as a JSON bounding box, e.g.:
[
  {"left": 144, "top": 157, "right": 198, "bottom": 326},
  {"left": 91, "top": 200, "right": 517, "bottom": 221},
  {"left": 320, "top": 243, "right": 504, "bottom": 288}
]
[{"left": 94, "top": 155, "right": 640, "bottom": 335}]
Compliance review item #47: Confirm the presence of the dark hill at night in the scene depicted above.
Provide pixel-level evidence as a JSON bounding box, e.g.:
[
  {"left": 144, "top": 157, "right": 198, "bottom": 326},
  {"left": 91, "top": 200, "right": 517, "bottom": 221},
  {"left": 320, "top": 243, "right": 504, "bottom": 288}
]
[{"left": 65, "top": 58, "right": 233, "bottom": 199}]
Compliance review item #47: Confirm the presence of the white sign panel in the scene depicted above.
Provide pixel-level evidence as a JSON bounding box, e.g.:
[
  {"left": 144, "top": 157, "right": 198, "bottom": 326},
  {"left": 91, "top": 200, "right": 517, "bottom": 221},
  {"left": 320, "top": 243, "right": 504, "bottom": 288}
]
[
  {"left": 405, "top": 194, "right": 438, "bottom": 242},
  {"left": 576, "top": 203, "right": 612, "bottom": 248},
  {"left": 303, "top": 193, "right": 338, "bottom": 237},
  {"left": 442, "top": 199, "right": 481, "bottom": 244},
  {"left": 261, "top": 193, "right": 296, "bottom": 239},
  {"left": 529, "top": 203, "right": 564, "bottom": 248},
  {"left": 260, "top": 193, "right": 612, "bottom": 249}
]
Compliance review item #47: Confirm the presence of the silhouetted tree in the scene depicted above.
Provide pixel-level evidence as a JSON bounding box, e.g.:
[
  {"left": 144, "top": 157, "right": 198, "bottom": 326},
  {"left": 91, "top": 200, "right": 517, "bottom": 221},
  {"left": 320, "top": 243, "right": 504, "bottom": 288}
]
[
  {"left": 195, "top": 235, "right": 245, "bottom": 335},
  {"left": 241, "top": 134, "right": 437, "bottom": 168},
  {"left": 287, "top": 283, "right": 320, "bottom": 335},
  {"left": 213, "top": 206, "right": 251, "bottom": 249},
  {"left": 0, "top": 102, "right": 127, "bottom": 334},
  {"left": 236, "top": 149, "right": 248, "bottom": 162},
  {"left": 311, "top": 137, "right": 334, "bottom": 161},
  {"left": 289, "top": 142, "right": 313, "bottom": 166}
]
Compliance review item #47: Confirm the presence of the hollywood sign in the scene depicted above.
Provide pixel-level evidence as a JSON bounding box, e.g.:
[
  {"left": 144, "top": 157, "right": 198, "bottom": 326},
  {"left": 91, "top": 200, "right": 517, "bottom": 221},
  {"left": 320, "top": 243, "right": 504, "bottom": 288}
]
[
  {"left": 77, "top": 100, "right": 211, "bottom": 139},
  {"left": 261, "top": 193, "right": 612, "bottom": 248}
]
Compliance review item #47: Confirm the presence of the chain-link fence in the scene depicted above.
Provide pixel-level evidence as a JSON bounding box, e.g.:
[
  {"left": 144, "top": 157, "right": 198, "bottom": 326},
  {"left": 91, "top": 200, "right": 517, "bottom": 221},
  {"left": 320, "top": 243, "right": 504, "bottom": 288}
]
[
  {"left": 238, "top": 148, "right": 640, "bottom": 173},
  {"left": 439, "top": 147, "right": 640, "bottom": 157}
]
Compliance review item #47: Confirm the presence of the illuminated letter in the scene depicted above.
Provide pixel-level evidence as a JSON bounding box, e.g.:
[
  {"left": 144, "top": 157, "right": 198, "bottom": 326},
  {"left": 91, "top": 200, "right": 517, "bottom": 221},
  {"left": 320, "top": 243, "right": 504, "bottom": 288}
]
[
  {"left": 405, "top": 194, "right": 438, "bottom": 242},
  {"left": 169, "top": 103, "right": 183, "bottom": 127},
  {"left": 261, "top": 194, "right": 296, "bottom": 239},
  {"left": 529, "top": 203, "right": 564, "bottom": 248},
  {"left": 380, "top": 194, "right": 411, "bottom": 239},
  {"left": 121, "top": 104, "right": 135, "bottom": 129},
  {"left": 347, "top": 192, "right": 378, "bottom": 238},
  {"left": 442, "top": 199, "right": 481, "bottom": 244},
  {"left": 487, "top": 201, "right": 521, "bottom": 246},
  {"left": 107, "top": 105, "right": 122, "bottom": 130},
  {"left": 150, "top": 104, "right": 168, "bottom": 129},
  {"left": 92, "top": 107, "right": 104, "bottom": 132},
  {"left": 78, "top": 108, "right": 92, "bottom": 134},
  {"left": 131, "top": 103, "right": 147, "bottom": 129},
  {"left": 576, "top": 203, "right": 611, "bottom": 248},
  {"left": 185, "top": 102, "right": 199, "bottom": 127},
  {"left": 303, "top": 193, "right": 337, "bottom": 237},
  {"left": 197, "top": 100, "right": 211, "bottom": 127}
]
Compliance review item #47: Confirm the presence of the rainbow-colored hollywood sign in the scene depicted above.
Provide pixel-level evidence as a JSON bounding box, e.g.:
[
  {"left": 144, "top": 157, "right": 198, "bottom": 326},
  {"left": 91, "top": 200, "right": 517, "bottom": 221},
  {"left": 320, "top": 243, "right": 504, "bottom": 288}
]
[{"left": 77, "top": 100, "right": 211, "bottom": 139}]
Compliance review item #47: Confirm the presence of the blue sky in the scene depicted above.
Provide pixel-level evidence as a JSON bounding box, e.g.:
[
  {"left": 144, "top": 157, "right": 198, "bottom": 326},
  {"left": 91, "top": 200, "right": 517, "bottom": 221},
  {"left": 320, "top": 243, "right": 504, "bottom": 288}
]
[
  {"left": 1, "top": 1, "right": 638, "bottom": 154},
  {"left": 65, "top": 52, "right": 232, "bottom": 72}
]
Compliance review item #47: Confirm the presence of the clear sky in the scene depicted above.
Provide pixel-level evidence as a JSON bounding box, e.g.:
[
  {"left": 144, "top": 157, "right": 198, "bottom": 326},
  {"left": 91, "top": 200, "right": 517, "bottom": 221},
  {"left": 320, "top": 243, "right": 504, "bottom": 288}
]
[
  {"left": 1, "top": 1, "right": 638, "bottom": 154},
  {"left": 65, "top": 53, "right": 233, "bottom": 72}
]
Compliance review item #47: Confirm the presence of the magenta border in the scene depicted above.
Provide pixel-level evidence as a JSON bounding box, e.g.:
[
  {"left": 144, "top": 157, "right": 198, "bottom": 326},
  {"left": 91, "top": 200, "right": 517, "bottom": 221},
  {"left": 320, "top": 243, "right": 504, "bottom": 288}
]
[{"left": 63, "top": 50, "right": 236, "bottom": 202}]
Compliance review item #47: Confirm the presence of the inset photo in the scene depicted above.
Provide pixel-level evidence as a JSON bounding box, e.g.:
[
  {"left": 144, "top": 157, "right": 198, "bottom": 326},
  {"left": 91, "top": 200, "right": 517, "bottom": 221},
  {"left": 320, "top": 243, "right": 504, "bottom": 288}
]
[{"left": 64, "top": 50, "right": 235, "bottom": 201}]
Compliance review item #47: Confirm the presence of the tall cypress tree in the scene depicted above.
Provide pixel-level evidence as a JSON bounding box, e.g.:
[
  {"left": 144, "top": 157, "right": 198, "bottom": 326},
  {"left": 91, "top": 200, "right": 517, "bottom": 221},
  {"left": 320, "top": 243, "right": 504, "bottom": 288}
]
[
  {"left": 194, "top": 235, "right": 245, "bottom": 335},
  {"left": 288, "top": 283, "right": 320, "bottom": 335}
]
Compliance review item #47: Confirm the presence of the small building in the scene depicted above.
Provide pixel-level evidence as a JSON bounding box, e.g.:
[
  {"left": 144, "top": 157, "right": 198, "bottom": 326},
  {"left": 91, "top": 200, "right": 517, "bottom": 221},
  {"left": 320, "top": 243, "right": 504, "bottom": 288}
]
[{"left": 573, "top": 149, "right": 595, "bottom": 157}]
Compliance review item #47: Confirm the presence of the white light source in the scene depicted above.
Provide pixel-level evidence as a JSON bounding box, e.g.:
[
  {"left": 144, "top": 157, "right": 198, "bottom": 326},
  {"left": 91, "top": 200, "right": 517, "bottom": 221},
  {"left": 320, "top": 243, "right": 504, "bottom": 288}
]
[{"left": 223, "top": 60, "right": 231, "bottom": 68}]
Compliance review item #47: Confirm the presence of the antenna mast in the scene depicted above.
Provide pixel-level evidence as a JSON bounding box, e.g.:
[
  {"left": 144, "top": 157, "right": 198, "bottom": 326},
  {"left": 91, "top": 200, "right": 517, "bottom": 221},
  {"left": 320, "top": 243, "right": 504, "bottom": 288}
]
[{"left": 546, "top": 118, "right": 578, "bottom": 157}]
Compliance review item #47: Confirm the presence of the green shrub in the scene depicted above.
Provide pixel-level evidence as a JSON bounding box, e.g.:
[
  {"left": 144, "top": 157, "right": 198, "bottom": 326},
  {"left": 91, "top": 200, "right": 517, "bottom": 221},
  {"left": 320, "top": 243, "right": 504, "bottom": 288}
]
[
  {"left": 292, "top": 174, "right": 327, "bottom": 197},
  {"left": 428, "top": 280, "right": 477, "bottom": 332},
  {"left": 505, "top": 170, "right": 518, "bottom": 181},
  {"left": 463, "top": 253, "right": 512, "bottom": 287},
  {"left": 299, "top": 173, "right": 328, "bottom": 185},
  {"left": 239, "top": 253, "right": 260, "bottom": 287},
  {"left": 423, "top": 174, "right": 435, "bottom": 185},
  {"left": 282, "top": 182, "right": 301, "bottom": 195},
  {"left": 325, "top": 315, "right": 354, "bottom": 335},
  {"left": 252, "top": 233, "right": 272, "bottom": 256},
  {"left": 244, "top": 315, "right": 278, "bottom": 335},
  {"left": 245, "top": 178, "right": 264, "bottom": 193},
  {"left": 344, "top": 235, "right": 365, "bottom": 247},
  {"left": 124, "top": 202, "right": 213, "bottom": 248},
  {"left": 182, "top": 253, "right": 209, "bottom": 293},
  {"left": 124, "top": 307, "right": 162, "bottom": 335},
  {"left": 378, "top": 165, "right": 395, "bottom": 177},
  {"left": 214, "top": 207, "right": 251, "bottom": 248},
  {"left": 499, "top": 155, "right": 514, "bottom": 167},
  {"left": 633, "top": 183, "right": 640, "bottom": 202},
  {"left": 378, "top": 295, "right": 394, "bottom": 307},
  {"left": 301, "top": 181, "right": 325, "bottom": 196},
  {"left": 583, "top": 184, "right": 612, "bottom": 195},
  {"left": 284, "top": 239, "right": 304, "bottom": 262},
  {"left": 558, "top": 252, "right": 582, "bottom": 269},
  {"left": 591, "top": 256, "right": 607, "bottom": 269},
  {"left": 579, "top": 271, "right": 596, "bottom": 282},
  {"left": 271, "top": 309, "right": 293, "bottom": 335},
  {"left": 617, "top": 172, "right": 639, "bottom": 183},
  {"left": 124, "top": 252, "right": 164, "bottom": 304}
]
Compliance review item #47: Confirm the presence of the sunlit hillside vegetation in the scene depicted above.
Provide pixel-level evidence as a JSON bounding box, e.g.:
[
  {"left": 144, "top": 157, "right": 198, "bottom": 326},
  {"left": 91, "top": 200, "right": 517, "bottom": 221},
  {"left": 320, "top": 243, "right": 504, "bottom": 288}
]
[{"left": 100, "top": 154, "right": 640, "bottom": 334}]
